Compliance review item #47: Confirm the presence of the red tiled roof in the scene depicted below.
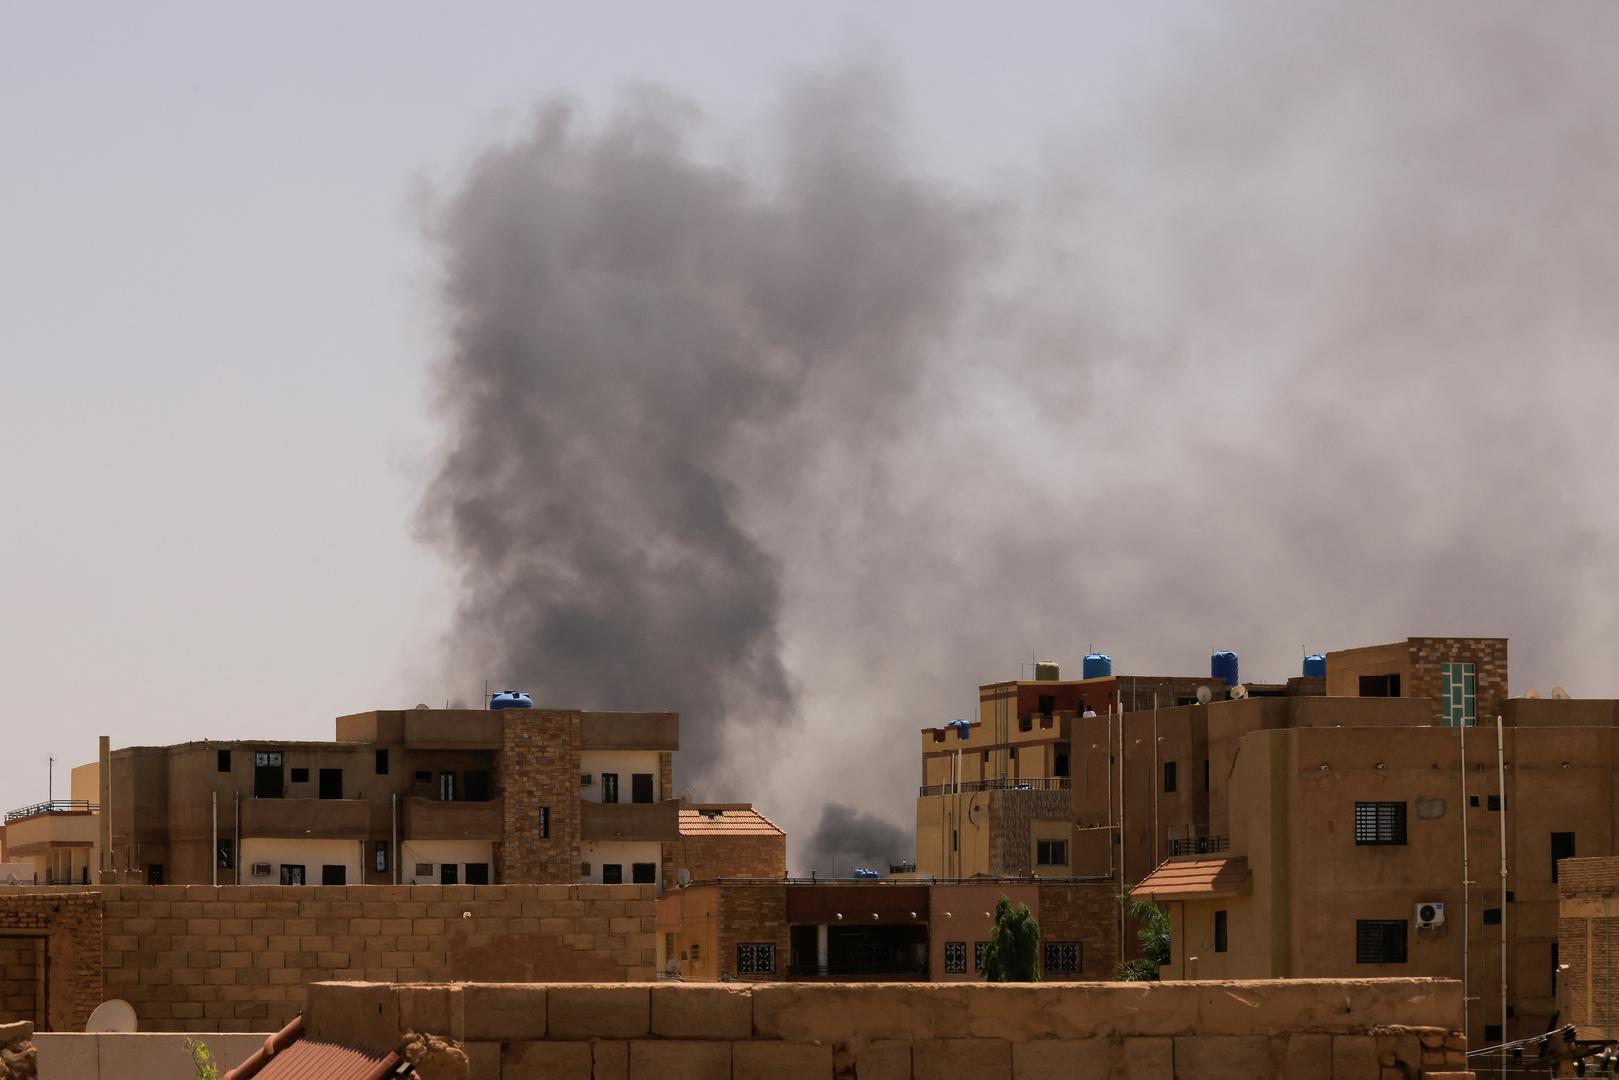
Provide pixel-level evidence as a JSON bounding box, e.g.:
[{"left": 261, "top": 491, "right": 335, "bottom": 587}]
[
  {"left": 223, "top": 1016, "right": 402, "bottom": 1080},
  {"left": 679, "top": 804, "right": 784, "bottom": 837},
  {"left": 1133, "top": 856, "right": 1251, "bottom": 900}
]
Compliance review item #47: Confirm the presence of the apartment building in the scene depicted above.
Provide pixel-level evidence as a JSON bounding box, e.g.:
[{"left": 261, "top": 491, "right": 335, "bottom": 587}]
[{"left": 86, "top": 703, "right": 682, "bottom": 887}]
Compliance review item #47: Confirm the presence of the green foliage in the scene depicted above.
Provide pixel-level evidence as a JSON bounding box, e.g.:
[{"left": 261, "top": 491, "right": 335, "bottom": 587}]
[
  {"left": 185, "top": 1037, "right": 221, "bottom": 1080},
  {"left": 1117, "top": 892, "right": 1171, "bottom": 981},
  {"left": 980, "top": 895, "right": 1042, "bottom": 982}
]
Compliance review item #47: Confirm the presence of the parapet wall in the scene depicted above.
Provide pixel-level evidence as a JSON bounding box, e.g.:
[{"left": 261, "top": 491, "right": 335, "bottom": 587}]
[{"left": 307, "top": 978, "right": 1471, "bottom": 1079}]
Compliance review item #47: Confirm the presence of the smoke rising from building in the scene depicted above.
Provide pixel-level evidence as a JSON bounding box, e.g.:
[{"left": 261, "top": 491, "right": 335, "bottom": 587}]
[{"left": 421, "top": 6, "right": 1619, "bottom": 871}]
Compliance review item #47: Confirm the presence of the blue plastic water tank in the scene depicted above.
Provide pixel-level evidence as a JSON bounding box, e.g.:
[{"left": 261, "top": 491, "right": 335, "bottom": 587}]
[
  {"left": 1303, "top": 654, "right": 1327, "bottom": 679},
  {"left": 1082, "top": 652, "right": 1113, "bottom": 679},
  {"left": 853, "top": 868, "right": 880, "bottom": 880},
  {"left": 490, "top": 690, "right": 534, "bottom": 710},
  {"left": 1211, "top": 651, "right": 1240, "bottom": 687}
]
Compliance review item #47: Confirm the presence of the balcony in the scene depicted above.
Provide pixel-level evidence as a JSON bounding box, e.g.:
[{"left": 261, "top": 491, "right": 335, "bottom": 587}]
[
  {"left": 1168, "top": 835, "right": 1230, "bottom": 858},
  {"left": 580, "top": 799, "right": 680, "bottom": 842},
  {"left": 240, "top": 796, "right": 370, "bottom": 840},
  {"left": 402, "top": 796, "right": 503, "bottom": 841},
  {"left": 4, "top": 802, "right": 98, "bottom": 857},
  {"left": 5, "top": 800, "right": 97, "bottom": 824},
  {"left": 918, "top": 777, "right": 1071, "bottom": 797}
]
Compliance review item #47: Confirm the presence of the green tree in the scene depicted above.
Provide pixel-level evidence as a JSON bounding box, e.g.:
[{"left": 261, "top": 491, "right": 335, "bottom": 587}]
[
  {"left": 1117, "top": 892, "right": 1171, "bottom": 981},
  {"left": 184, "top": 1037, "right": 221, "bottom": 1080},
  {"left": 980, "top": 895, "right": 1041, "bottom": 981}
]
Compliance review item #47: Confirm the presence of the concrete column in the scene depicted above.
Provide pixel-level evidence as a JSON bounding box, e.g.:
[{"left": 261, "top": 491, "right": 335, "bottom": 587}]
[{"left": 816, "top": 923, "right": 829, "bottom": 973}]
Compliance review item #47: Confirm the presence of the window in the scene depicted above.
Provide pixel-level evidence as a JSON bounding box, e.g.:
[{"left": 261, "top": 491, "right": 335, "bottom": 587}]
[
  {"left": 632, "top": 863, "right": 657, "bottom": 884},
  {"left": 1019, "top": 715, "right": 1033, "bottom": 732},
  {"left": 1485, "top": 1025, "right": 1502, "bottom": 1043},
  {"left": 217, "top": 750, "right": 231, "bottom": 773},
  {"left": 1354, "top": 802, "right": 1408, "bottom": 845},
  {"left": 982, "top": 750, "right": 989, "bottom": 764},
  {"left": 632, "top": 774, "right": 655, "bottom": 804},
  {"left": 1483, "top": 908, "right": 1502, "bottom": 925},
  {"left": 1038, "top": 694, "right": 1055, "bottom": 718},
  {"left": 1010, "top": 747, "right": 1018, "bottom": 762},
  {"left": 974, "top": 942, "right": 988, "bottom": 974},
  {"left": 375, "top": 749, "right": 389, "bottom": 775},
  {"left": 415, "top": 863, "right": 433, "bottom": 877},
  {"left": 280, "top": 865, "right": 305, "bottom": 886},
  {"left": 1355, "top": 920, "right": 1408, "bottom": 964},
  {"left": 375, "top": 841, "right": 389, "bottom": 873},
  {"left": 319, "top": 768, "right": 343, "bottom": 800},
  {"left": 1440, "top": 662, "right": 1476, "bottom": 727},
  {"left": 1214, "top": 910, "right": 1228, "bottom": 953},
  {"left": 952, "top": 829, "right": 958, "bottom": 852},
  {"left": 291, "top": 767, "right": 310, "bottom": 783},
  {"left": 1044, "top": 942, "right": 1082, "bottom": 975},
  {"left": 217, "top": 839, "right": 234, "bottom": 870},
  {"left": 1487, "top": 794, "right": 1505, "bottom": 812},
  {"left": 440, "top": 771, "right": 456, "bottom": 802},
  {"left": 601, "top": 773, "right": 619, "bottom": 803},
  {"left": 1163, "top": 761, "right": 1178, "bottom": 793},
  {"left": 737, "top": 943, "right": 775, "bottom": 974},
  {"left": 255, "top": 754, "right": 284, "bottom": 798},
  {"left": 1036, "top": 839, "right": 1069, "bottom": 866},
  {"left": 463, "top": 771, "right": 492, "bottom": 802},
  {"left": 414, "top": 770, "right": 432, "bottom": 783},
  {"left": 440, "top": 864, "right": 458, "bottom": 885},
  {"left": 1054, "top": 751, "right": 1069, "bottom": 778},
  {"left": 465, "top": 863, "right": 489, "bottom": 885},
  {"left": 149, "top": 864, "right": 166, "bottom": 885},
  {"left": 1553, "top": 832, "right": 1576, "bottom": 881},
  {"left": 322, "top": 865, "right": 346, "bottom": 886},
  {"left": 1469, "top": 795, "right": 1480, "bottom": 807},
  {"left": 944, "top": 942, "right": 967, "bottom": 974},
  {"left": 539, "top": 806, "right": 550, "bottom": 838},
  {"left": 1359, "top": 673, "right": 1402, "bottom": 697},
  {"left": 602, "top": 864, "right": 623, "bottom": 884}
]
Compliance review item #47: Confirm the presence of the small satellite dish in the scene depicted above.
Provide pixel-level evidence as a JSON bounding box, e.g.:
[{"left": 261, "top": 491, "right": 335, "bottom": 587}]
[
  {"left": 676, "top": 867, "right": 692, "bottom": 888},
  {"left": 1195, "top": 685, "right": 1213, "bottom": 706},
  {"left": 1524, "top": 688, "right": 1542, "bottom": 700},
  {"left": 1552, "top": 686, "right": 1570, "bottom": 700},
  {"left": 664, "top": 957, "right": 682, "bottom": 977},
  {"left": 676, "top": 787, "right": 697, "bottom": 805},
  {"left": 87, "top": 999, "right": 138, "bottom": 1033},
  {"left": 1229, "top": 684, "right": 1249, "bottom": 700},
  {"left": 414, "top": 703, "right": 431, "bottom": 710}
]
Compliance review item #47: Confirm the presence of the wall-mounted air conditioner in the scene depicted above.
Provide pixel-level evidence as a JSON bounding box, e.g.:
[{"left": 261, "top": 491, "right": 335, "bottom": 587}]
[
  {"left": 251, "top": 863, "right": 271, "bottom": 877},
  {"left": 1416, "top": 901, "right": 1446, "bottom": 929},
  {"left": 580, "top": 774, "right": 593, "bottom": 786}
]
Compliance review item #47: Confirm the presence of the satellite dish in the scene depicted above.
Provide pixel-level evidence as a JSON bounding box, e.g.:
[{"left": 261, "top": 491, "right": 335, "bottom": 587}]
[
  {"left": 1229, "top": 684, "right": 1249, "bottom": 700},
  {"left": 87, "top": 999, "right": 138, "bottom": 1033},
  {"left": 1195, "top": 685, "right": 1213, "bottom": 706},
  {"left": 664, "top": 957, "right": 682, "bottom": 977},
  {"left": 676, "top": 787, "right": 696, "bottom": 805},
  {"left": 676, "top": 867, "right": 692, "bottom": 887},
  {"left": 1552, "top": 686, "right": 1570, "bottom": 700},
  {"left": 1523, "top": 688, "right": 1542, "bottom": 700}
]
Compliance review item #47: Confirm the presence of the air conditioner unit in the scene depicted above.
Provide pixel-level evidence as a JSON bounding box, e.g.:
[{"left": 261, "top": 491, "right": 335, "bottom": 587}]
[
  {"left": 251, "top": 863, "right": 272, "bottom": 877},
  {"left": 1416, "top": 901, "right": 1446, "bottom": 929},
  {"left": 580, "top": 773, "right": 593, "bottom": 786},
  {"left": 580, "top": 862, "right": 592, "bottom": 876}
]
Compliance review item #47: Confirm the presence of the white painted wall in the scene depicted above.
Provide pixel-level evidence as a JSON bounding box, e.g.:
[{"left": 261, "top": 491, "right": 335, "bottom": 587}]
[
  {"left": 240, "top": 838, "right": 363, "bottom": 885},
  {"left": 580, "top": 840, "right": 661, "bottom": 885},
  {"left": 399, "top": 839, "right": 494, "bottom": 884},
  {"left": 37, "top": 1033, "right": 267, "bottom": 1079},
  {"left": 579, "top": 750, "right": 662, "bottom": 803}
]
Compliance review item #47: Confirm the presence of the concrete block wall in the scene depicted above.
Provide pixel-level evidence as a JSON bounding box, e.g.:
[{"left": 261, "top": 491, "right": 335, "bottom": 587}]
[
  {"left": 0, "top": 892, "right": 102, "bottom": 1032},
  {"left": 306, "top": 978, "right": 1471, "bottom": 1079}
]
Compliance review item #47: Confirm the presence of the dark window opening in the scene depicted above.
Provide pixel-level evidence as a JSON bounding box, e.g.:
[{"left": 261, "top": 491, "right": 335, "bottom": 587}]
[
  {"left": 280, "top": 865, "right": 305, "bottom": 886},
  {"left": 632, "top": 862, "right": 657, "bottom": 884},
  {"left": 1214, "top": 910, "right": 1228, "bottom": 953},
  {"left": 1355, "top": 920, "right": 1408, "bottom": 964},
  {"left": 1010, "top": 747, "right": 1018, "bottom": 762},
  {"left": 439, "top": 772, "right": 456, "bottom": 802},
  {"left": 148, "top": 864, "right": 165, "bottom": 885},
  {"left": 217, "top": 750, "right": 231, "bottom": 773},
  {"left": 982, "top": 750, "right": 989, "bottom": 764},
  {"left": 1038, "top": 694, "right": 1055, "bottom": 718},
  {"left": 1485, "top": 1025, "right": 1502, "bottom": 1043},
  {"left": 1176, "top": 696, "right": 1197, "bottom": 707},
  {"left": 944, "top": 941, "right": 967, "bottom": 974},
  {"left": 1552, "top": 832, "right": 1576, "bottom": 881},
  {"left": 1163, "top": 762, "right": 1178, "bottom": 794},
  {"left": 375, "top": 749, "right": 389, "bottom": 775},
  {"left": 632, "top": 774, "right": 655, "bottom": 804},
  {"left": 1354, "top": 802, "right": 1408, "bottom": 845},
  {"left": 1019, "top": 714, "right": 1033, "bottom": 732},
  {"left": 1054, "top": 751, "right": 1070, "bottom": 778},
  {"left": 539, "top": 806, "right": 550, "bottom": 838},
  {"left": 1469, "top": 795, "right": 1480, "bottom": 807},
  {"left": 465, "top": 863, "right": 490, "bottom": 885},
  {"left": 463, "top": 770, "right": 492, "bottom": 802},
  {"left": 319, "top": 768, "right": 343, "bottom": 800},
  {"left": 974, "top": 941, "right": 988, "bottom": 974},
  {"left": 1358, "top": 673, "right": 1402, "bottom": 697},
  {"left": 322, "top": 865, "right": 346, "bottom": 886},
  {"left": 1036, "top": 839, "right": 1068, "bottom": 866},
  {"left": 1487, "top": 794, "right": 1505, "bottom": 812},
  {"left": 952, "top": 829, "right": 958, "bottom": 852},
  {"left": 375, "top": 841, "right": 389, "bottom": 873},
  {"left": 440, "top": 863, "right": 458, "bottom": 885},
  {"left": 1483, "top": 908, "right": 1502, "bottom": 925},
  {"left": 291, "top": 767, "right": 310, "bottom": 784},
  {"left": 602, "top": 864, "right": 623, "bottom": 884},
  {"left": 601, "top": 773, "right": 620, "bottom": 804},
  {"left": 254, "top": 756, "right": 284, "bottom": 799},
  {"left": 737, "top": 942, "right": 776, "bottom": 974},
  {"left": 414, "top": 770, "right": 432, "bottom": 783},
  {"left": 1043, "top": 942, "right": 1082, "bottom": 975},
  {"left": 217, "top": 839, "right": 233, "bottom": 870}
]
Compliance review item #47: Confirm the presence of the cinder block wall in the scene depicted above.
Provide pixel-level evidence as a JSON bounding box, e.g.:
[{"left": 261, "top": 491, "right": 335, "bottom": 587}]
[{"left": 306, "top": 978, "right": 1471, "bottom": 1079}]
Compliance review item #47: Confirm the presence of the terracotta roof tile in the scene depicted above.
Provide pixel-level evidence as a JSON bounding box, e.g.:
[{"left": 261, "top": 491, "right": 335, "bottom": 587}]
[
  {"left": 253, "top": 1042, "right": 400, "bottom": 1080},
  {"left": 679, "top": 804, "right": 785, "bottom": 837},
  {"left": 1133, "top": 856, "right": 1250, "bottom": 900}
]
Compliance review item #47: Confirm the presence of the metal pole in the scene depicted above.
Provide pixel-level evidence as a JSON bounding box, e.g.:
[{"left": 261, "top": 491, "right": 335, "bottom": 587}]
[
  {"left": 1119, "top": 701, "right": 1127, "bottom": 952},
  {"left": 49, "top": 756, "right": 54, "bottom": 804},
  {"left": 1153, "top": 692, "right": 1160, "bottom": 867},
  {"left": 212, "top": 791, "right": 218, "bottom": 887},
  {"left": 1496, "top": 713, "right": 1508, "bottom": 1055},
  {"left": 392, "top": 792, "right": 400, "bottom": 886},
  {"left": 235, "top": 791, "right": 241, "bottom": 885},
  {"left": 1459, "top": 715, "right": 1471, "bottom": 1047}
]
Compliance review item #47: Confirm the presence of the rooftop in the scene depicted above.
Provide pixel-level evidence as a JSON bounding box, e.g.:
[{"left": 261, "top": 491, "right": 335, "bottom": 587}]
[
  {"left": 1133, "top": 856, "right": 1252, "bottom": 900},
  {"left": 678, "top": 803, "right": 784, "bottom": 837}
]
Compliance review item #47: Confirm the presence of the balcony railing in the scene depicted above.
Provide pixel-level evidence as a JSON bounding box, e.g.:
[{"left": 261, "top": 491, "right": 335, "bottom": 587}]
[
  {"left": 918, "top": 777, "right": 1070, "bottom": 797},
  {"left": 1168, "top": 835, "right": 1229, "bottom": 857},
  {"left": 5, "top": 800, "right": 97, "bottom": 824}
]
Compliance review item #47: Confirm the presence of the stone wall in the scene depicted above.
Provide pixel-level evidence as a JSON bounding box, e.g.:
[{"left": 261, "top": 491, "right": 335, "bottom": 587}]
[
  {"left": 1558, "top": 855, "right": 1619, "bottom": 1039},
  {"left": 1035, "top": 882, "right": 1119, "bottom": 979},
  {"left": 305, "top": 978, "right": 1471, "bottom": 1079},
  {"left": 0, "top": 942, "right": 36, "bottom": 1028},
  {"left": 986, "top": 789, "right": 1071, "bottom": 875},
  {"left": 718, "top": 884, "right": 790, "bottom": 982},
  {"left": 498, "top": 711, "right": 583, "bottom": 884},
  {"left": 0, "top": 893, "right": 101, "bottom": 1032},
  {"left": 662, "top": 834, "right": 787, "bottom": 887}
]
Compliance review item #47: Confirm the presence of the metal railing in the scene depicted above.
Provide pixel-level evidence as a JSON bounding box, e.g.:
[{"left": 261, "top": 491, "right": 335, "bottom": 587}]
[
  {"left": 1168, "top": 835, "right": 1229, "bottom": 857},
  {"left": 5, "top": 800, "right": 98, "bottom": 824},
  {"left": 918, "top": 777, "right": 1071, "bottom": 797}
]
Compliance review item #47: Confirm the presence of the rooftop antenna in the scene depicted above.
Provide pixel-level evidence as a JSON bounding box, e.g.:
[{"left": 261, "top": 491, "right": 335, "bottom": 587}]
[{"left": 49, "top": 755, "right": 55, "bottom": 803}]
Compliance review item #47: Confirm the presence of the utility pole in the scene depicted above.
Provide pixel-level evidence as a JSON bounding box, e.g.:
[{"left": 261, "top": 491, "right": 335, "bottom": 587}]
[{"left": 48, "top": 756, "right": 55, "bottom": 804}]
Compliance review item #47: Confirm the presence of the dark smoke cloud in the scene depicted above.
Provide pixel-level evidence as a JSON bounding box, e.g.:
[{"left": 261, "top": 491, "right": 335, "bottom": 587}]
[
  {"left": 423, "top": 6, "right": 1619, "bottom": 872},
  {"left": 798, "top": 803, "right": 912, "bottom": 878}
]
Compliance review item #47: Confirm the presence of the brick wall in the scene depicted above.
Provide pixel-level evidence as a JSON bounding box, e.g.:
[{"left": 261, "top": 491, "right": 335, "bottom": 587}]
[
  {"left": 1558, "top": 855, "right": 1619, "bottom": 1038},
  {"left": 0, "top": 939, "right": 38, "bottom": 1026},
  {"left": 718, "top": 883, "right": 790, "bottom": 982},
  {"left": 305, "top": 978, "right": 1470, "bottom": 1079},
  {"left": 1407, "top": 637, "right": 1509, "bottom": 725},
  {"left": 663, "top": 834, "right": 787, "bottom": 887},
  {"left": 986, "top": 790, "right": 1071, "bottom": 875},
  {"left": 0, "top": 893, "right": 102, "bottom": 1032},
  {"left": 1035, "top": 882, "right": 1119, "bottom": 979},
  {"left": 497, "top": 710, "right": 582, "bottom": 883}
]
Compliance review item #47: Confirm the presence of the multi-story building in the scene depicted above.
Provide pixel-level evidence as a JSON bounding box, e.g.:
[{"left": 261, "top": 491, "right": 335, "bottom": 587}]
[
  {"left": 86, "top": 702, "right": 684, "bottom": 887},
  {"left": 2, "top": 760, "right": 101, "bottom": 885}
]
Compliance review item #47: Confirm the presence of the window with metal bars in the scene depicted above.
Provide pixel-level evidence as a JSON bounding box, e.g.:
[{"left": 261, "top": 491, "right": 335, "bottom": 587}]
[
  {"left": 944, "top": 942, "right": 967, "bottom": 974},
  {"left": 1043, "top": 942, "right": 1082, "bottom": 975},
  {"left": 1354, "top": 802, "right": 1407, "bottom": 845},
  {"left": 1355, "top": 920, "right": 1407, "bottom": 964},
  {"left": 736, "top": 943, "right": 775, "bottom": 974}
]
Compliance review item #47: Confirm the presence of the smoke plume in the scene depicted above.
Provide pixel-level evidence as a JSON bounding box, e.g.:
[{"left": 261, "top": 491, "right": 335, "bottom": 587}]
[
  {"left": 798, "top": 803, "right": 912, "bottom": 879},
  {"left": 422, "top": 6, "right": 1619, "bottom": 871}
]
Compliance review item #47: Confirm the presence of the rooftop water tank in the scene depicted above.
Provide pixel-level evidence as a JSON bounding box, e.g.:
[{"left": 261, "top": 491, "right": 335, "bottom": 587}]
[
  {"left": 946, "top": 718, "right": 972, "bottom": 740},
  {"left": 1303, "top": 654, "right": 1327, "bottom": 679},
  {"left": 490, "top": 690, "right": 533, "bottom": 710},
  {"left": 853, "top": 868, "right": 881, "bottom": 880},
  {"left": 1034, "top": 660, "right": 1060, "bottom": 681},
  {"left": 1082, "top": 652, "right": 1113, "bottom": 679},
  {"left": 1211, "top": 651, "right": 1240, "bottom": 687}
]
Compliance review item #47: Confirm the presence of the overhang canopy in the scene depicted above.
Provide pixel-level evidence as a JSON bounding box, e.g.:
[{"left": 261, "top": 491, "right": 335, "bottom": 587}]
[{"left": 1133, "top": 856, "right": 1251, "bottom": 900}]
